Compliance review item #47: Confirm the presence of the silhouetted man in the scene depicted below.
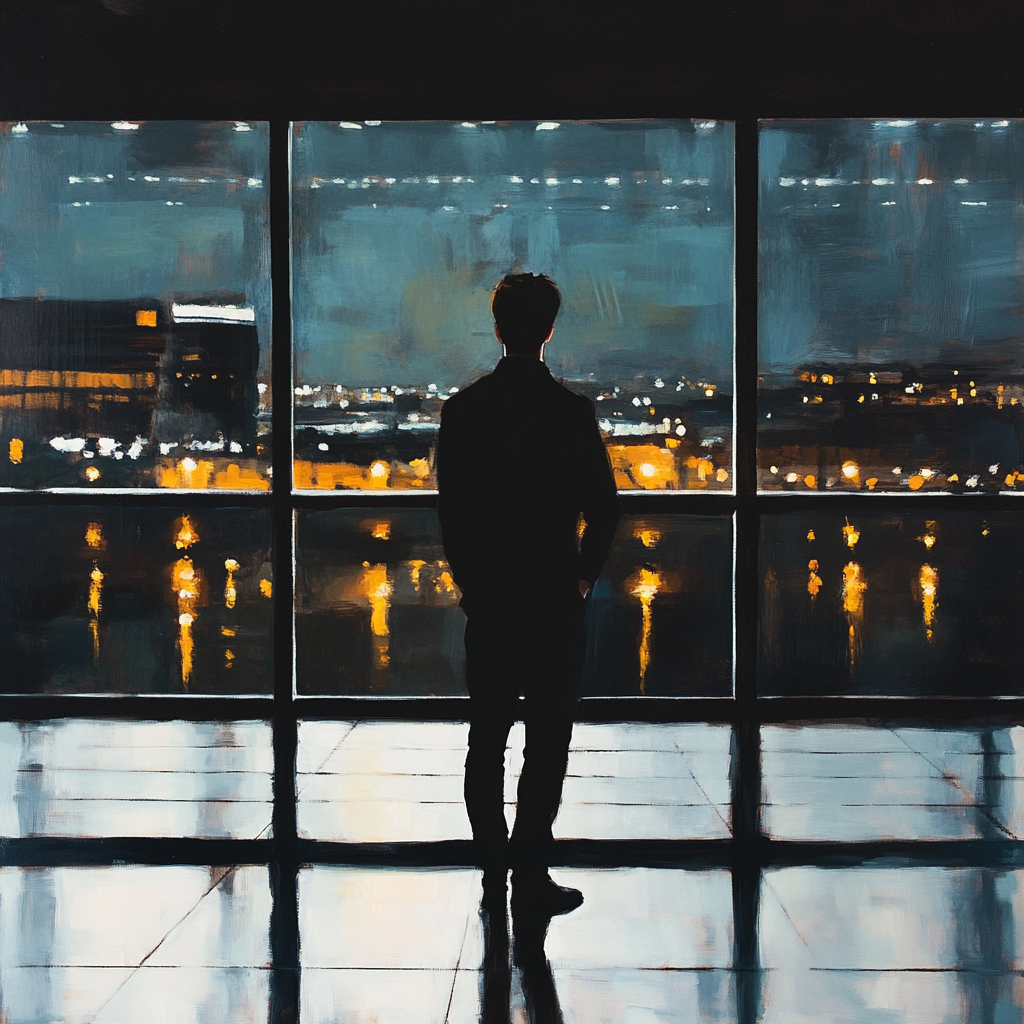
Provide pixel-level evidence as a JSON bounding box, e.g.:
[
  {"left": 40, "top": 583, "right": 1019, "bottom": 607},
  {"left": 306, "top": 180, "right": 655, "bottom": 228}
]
[{"left": 437, "top": 272, "right": 619, "bottom": 916}]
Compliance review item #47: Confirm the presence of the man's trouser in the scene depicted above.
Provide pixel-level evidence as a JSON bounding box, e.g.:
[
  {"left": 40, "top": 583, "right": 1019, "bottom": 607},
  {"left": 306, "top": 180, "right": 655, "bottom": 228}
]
[{"left": 462, "top": 593, "right": 586, "bottom": 875}]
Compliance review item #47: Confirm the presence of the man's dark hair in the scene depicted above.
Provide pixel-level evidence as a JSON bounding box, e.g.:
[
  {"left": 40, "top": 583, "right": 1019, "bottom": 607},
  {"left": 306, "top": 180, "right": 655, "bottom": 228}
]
[{"left": 490, "top": 273, "right": 561, "bottom": 355}]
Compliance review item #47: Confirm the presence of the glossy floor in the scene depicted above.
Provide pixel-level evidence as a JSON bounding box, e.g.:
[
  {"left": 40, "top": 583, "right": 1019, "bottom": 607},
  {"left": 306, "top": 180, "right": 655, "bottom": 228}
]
[
  {"left": 296, "top": 720, "right": 733, "bottom": 841},
  {"left": 0, "top": 719, "right": 273, "bottom": 838},
  {"left": 762, "top": 724, "right": 1024, "bottom": 841},
  {"left": 0, "top": 864, "right": 271, "bottom": 1024}
]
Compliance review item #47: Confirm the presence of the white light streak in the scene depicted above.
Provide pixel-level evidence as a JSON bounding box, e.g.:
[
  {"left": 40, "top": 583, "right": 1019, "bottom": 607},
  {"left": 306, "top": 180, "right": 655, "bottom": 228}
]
[
  {"left": 696, "top": 121, "right": 717, "bottom": 130},
  {"left": 510, "top": 176, "right": 524, "bottom": 183},
  {"left": 961, "top": 201, "right": 988, "bottom": 206},
  {"left": 536, "top": 122, "right": 560, "bottom": 131},
  {"left": 917, "top": 178, "right": 934, "bottom": 185},
  {"left": 814, "top": 178, "right": 844, "bottom": 186},
  {"left": 111, "top": 121, "right": 139, "bottom": 131},
  {"left": 364, "top": 121, "right": 382, "bottom": 126},
  {"left": 871, "top": 178, "right": 894, "bottom": 186},
  {"left": 247, "top": 178, "right": 262, "bottom": 188},
  {"left": 234, "top": 122, "right": 251, "bottom": 132},
  {"left": 600, "top": 205, "right": 610, "bottom": 211},
  {"left": 171, "top": 303, "right": 255, "bottom": 324},
  {"left": 779, "top": 177, "right": 796, "bottom": 187},
  {"left": 49, "top": 437, "right": 87, "bottom": 453},
  {"left": 605, "top": 177, "right": 620, "bottom": 186},
  {"left": 955, "top": 178, "right": 969, "bottom": 184},
  {"left": 874, "top": 120, "right": 916, "bottom": 128},
  {"left": 598, "top": 419, "right": 657, "bottom": 436},
  {"left": 339, "top": 121, "right": 363, "bottom": 130}
]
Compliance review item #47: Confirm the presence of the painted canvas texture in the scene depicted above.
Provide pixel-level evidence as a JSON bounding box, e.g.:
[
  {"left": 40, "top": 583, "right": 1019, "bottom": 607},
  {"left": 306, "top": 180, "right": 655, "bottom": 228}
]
[
  {"left": 759, "top": 119, "right": 1024, "bottom": 494},
  {"left": 0, "top": 121, "right": 272, "bottom": 491},
  {"left": 291, "top": 120, "right": 734, "bottom": 492},
  {"left": 295, "top": 509, "right": 732, "bottom": 697}
]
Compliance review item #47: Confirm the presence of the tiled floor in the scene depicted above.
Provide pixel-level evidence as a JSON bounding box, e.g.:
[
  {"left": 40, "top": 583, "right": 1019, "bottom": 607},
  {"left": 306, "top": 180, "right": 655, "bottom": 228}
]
[
  {"left": 299, "top": 865, "right": 735, "bottom": 1024},
  {"left": 762, "top": 724, "right": 1023, "bottom": 841},
  {"left": 296, "top": 720, "right": 733, "bottom": 841},
  {"left": 0, "top": 719, "right": 274, "bottom": 838},
  {"left": 0, "top": 864, "right": 271, "bottom": 1023}
]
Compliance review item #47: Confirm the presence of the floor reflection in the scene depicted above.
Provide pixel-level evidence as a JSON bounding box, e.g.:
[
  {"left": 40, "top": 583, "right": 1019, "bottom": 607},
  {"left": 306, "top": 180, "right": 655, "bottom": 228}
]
[
  {"left": 762, "top": 724, "right": 1024, "bottom": 841},
  {"left": 0, "top": 865, "right": 271, "bottom": 1023},
  {"left": 0, "top": 719, "right": 273, "bottom": 838},
  {"left": 296, "top": 721, "right": 733, "bottom": 842}
]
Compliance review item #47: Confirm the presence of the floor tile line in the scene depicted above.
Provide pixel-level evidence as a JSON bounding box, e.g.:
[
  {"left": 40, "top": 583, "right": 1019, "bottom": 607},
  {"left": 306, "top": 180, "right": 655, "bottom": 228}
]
[
  {"left": 760, "top": 874, "right": 810, "bottom": 950},
  {"left": 297, "top": 722, "right": 359, "bottom": 798},
  {"left": 86, "top": 866, "right": 238, "bottom": 1020},
  {"left": 687, "top": 765, "right": 732, "bottom": 834},
  {"left": 444, "top": 906, "right": 474, "bottom": 1023}
]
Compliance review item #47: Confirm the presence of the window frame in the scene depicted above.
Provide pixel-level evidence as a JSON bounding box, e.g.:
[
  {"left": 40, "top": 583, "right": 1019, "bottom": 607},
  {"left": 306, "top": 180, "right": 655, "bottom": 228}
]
[{"left": 1, "top": 117, "right": 1021, "bottom": 1024}]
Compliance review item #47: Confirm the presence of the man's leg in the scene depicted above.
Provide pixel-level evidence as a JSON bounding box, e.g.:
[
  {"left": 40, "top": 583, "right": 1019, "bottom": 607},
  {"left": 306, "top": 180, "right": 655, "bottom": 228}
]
[
  {"left": 464, "top": 610, "right": 518, "bottom": 876},
  {"left": 509, "top": 598, "right": 585, "bottom": 886}
]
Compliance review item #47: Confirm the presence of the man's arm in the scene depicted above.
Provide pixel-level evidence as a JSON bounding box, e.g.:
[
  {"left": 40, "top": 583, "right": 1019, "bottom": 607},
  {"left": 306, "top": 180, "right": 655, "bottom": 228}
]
[
  {"left": 577, "top": 399, "right": 619, "bottom": 588},
  {"left": 436, "top": 398, "right": 479, "bottom": 595}
]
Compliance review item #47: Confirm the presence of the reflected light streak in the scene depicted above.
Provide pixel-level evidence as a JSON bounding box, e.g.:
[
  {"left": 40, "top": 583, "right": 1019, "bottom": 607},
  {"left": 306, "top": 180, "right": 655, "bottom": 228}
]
[
  {"left": 85, "top": 522, "right": 104, "bottom": 550},
  {"left": 807, "top": 559, "right": 822, "bottom": 598},
  {"left": 361, "top": 563, "right": 393, "bottom": 669},
  {"left": 408, "top": 559, "right": 426, "bottom": 590},
  {"left": 919, "top": 565, "right": 938, "bottom": 641},
  {"left": 634, "top": 527, "right": 661, "bottom": 549},
  {"left": 88, "top": 562, "right": 103, "bottom": 664},
  {"left": 843, "top": 519, "right": 860, "bottom": 549},
  {"left": 172, "top": 556, "right": 201, "bottom": 687},
  {"left": 8, "top": 438, "right": 22, "bottom": 463},
  {"left": 629, "top": 568, "right": 662, "bottom": 695},
  {"left": 372, "top": 522, "right": 391, "bottom": 540},
  {"left": 224, "top": 559, "right": 239, "bottom": 609},
  {"left": 842, "top": 562, "right": 867, "bottom": 669}
]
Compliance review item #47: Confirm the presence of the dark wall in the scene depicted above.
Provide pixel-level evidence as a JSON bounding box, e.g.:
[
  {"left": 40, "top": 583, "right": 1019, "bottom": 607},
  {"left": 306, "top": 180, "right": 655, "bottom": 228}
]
[{"left": 2, "top": 1, "right": 1022, "bottom": 119}]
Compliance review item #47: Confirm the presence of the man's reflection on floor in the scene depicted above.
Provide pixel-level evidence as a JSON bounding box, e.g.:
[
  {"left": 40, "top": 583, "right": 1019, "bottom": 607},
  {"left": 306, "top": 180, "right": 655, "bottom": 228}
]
[{"left": 479, "top": 899, "right": 565, "bottom": 1024}]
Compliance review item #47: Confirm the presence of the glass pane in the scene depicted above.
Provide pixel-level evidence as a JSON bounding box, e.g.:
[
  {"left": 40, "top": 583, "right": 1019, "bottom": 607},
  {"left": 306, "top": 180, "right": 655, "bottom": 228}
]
[
  {"left": 292, "top": 120, "right": 734, "bottom": 492},
  {"left": 0, "top": 121, "right": 271, "bottom": 491},
  {"left": 759, "top": 118, "right": 1024, "bottom": 493},
  {"left": 0, "top": 865, "right": 270, "bottom": 1022},
  {"left": 296, "top": 721, "right": 731, "bottom": 842},
  {"left": 0, "top": 720, "right": 272, "bottom": 838},
  {"left": 299, "top": 865, "right": 734, "bottom": 1023},
  {"left": 760, "top": 510, "right": 1024, "bottom": 695},
  {"left": 295, "top": 510, "right": 732, "bottom": 696},
  {"left": 761, "top": 724, "right": 1022, "bottom": 842},
  {"left": 0, "top": 506, "right": 273, "bottom": 694}
]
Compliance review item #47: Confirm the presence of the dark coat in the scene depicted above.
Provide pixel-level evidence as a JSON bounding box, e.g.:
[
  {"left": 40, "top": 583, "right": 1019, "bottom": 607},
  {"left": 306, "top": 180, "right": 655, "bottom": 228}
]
[{"left": 436, "top": 356, "right": 619, "bottom": 608}]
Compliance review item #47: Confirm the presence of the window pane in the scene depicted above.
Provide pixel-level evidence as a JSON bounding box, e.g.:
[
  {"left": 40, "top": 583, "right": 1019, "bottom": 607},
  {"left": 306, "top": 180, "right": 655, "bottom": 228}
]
[
  {"left": 0, "top": 865, "right": 270, "bottom": 1022},
  {"left": 0, "top": 507, "right": 273, "bottom": 694},
  {"left": 760, "top": 510, "right": 1024, "bottom": 695},
  {"left": 0, "top": 121, "right": 271, "bottom": 491},
  {"left": 759, "top": 119, "right": 1024, "bottom": 493},
  {"left": 0, "top": 719, "right": 272, "bottom": 838},
  {"left": 295, "top": 510, "right": 732, "bottom": 696},
  {"left": 291, "top": 120, "right": 734, "bottom": 492}
]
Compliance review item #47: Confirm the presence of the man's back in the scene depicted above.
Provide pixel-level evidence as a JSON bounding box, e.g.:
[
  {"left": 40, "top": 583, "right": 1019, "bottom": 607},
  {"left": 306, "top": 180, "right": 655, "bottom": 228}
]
[{"left": 437, "top": 356, "right": 618, "bottom": 606}]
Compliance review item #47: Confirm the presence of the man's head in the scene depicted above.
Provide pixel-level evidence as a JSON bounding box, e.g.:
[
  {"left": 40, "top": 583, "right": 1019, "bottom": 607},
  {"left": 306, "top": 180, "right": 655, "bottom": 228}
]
[{"left": 490, "top": 272, "right": 561, "bottom": 356}]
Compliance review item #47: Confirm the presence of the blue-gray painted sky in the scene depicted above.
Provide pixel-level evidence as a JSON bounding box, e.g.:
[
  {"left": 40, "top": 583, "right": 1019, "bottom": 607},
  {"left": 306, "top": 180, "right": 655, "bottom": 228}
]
[
  {"left": 291, "top": 121, "right": 734, "bottom": 388},
  {"left": 760, "top": 119, "right": 1024, "bottom": 375},
  {"left": 0, "top": 120, "right": 271, "bottom": 370}
]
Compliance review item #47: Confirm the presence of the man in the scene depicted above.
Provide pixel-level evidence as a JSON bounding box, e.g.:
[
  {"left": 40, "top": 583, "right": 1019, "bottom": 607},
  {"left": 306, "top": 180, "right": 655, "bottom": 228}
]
[{"left": 437, "top": 272, "right": 619, "bottom": 915}]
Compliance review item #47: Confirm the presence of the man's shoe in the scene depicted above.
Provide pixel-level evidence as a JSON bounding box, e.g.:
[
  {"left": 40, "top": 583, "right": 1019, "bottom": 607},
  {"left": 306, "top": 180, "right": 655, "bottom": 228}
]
[{"left": 510, "top": 873, "right": 583, "bottom": 917}]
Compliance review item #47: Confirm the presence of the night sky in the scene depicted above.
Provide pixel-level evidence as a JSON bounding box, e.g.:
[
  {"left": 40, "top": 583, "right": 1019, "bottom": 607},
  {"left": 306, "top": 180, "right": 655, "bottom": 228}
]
[
  {"left": 291, "top": 120, "right": 734, "bottom": 389},
  {"left": 0, "top": 120, "right": 271, "bottom": 371},
  {"left": 760, "top": 119, "right": 1024, "bottom": 377}
]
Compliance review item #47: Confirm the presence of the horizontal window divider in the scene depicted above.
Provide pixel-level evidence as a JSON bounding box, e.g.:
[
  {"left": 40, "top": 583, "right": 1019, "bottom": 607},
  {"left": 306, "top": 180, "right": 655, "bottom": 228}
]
[
  {"left": 0, "top": 490, "right": 274, "bottom": 508},
  {"left": 753, "top": 697, "right": 1024, "bottom": 724},
  {"left": 0, "top": 836, "right": 272, "bottom": 867},
  {"left": 4, "top": 835, "right": 1022, "bottom": 872},
  {"left": 0, "top": 695, "right": 275, "bottom": 720},
  {"left": 752, "top": 492, "right": 1024, "bottom": 512}
]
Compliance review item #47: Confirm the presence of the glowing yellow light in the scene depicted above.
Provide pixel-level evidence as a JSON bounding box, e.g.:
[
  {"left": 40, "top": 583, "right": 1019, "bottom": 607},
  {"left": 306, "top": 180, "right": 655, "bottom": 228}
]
[
  {"left": 866, "top": 477, "right": 878, "bottom": 490},
  {"left": 224, "top": 649, "right": 234, "bottom": 668},
  {"left": 408, "top": 559, "right": 426, "bottom": 590},
  {"left": 919, "top": 522, "right": 937, "bottom": 550},
  {"left": 716, "top": 468, "right": 729, "bottom": 483},
  {"left": 807, "top": 559, "right": 822, "bottom": 598},
  {"left": 221, "top": 626, "right": 236, "bottom": 637},
  {"left": 437, "top": 570, "right": 456, "bottom": 594},
  {"left": 639, "top": 463, "right": 657, "bottom": 478},
  {"left": 171, "top": 555, "right": 202, "bottom": 687},
  {"left": 361, "top": 563, "right": 393, "bottom": 670},
  {"left": 786, "top": 472, "right": 799, "bottom": 483},
  {"left": 370, "top": 461, "right": 388, "bottom": 479},
  {"left": 259, "top": 579, "right": 273, "bottom": 598},
  {"left": 804, "top": 475, "right": 816, "bottom": 488},
  {"left": 88, "top": 561, "right": 103, "bottom": 663},
  {"left": 704, "top": 388, "right": 715, "bottom": 397},
  {"left": 629, "top": 567, "right": 662, "bottom": 695},
  {"left": 842, "top": 562, "right": 867, "bottom": 668},
  {"left": 841, "top": 461, "right": 859, "bottom": 480},
  {"left": 84, "top": 465, "right": 101, "bottom": 482},
  {"left": 857, "top": 394, "right": 865, "bottom": 403},
  {"left": 8, "top": 438, "right": 23, "bottom": 463},
  {"left": 919, "top": 564, "right": 938, "bottom": 641},
  {"left": 224, "top": 558, "right": 239, "bottom": 609},
  {"left": 821, "top": 374, "right": 834, "bottom": 385},
  {"left": 175, "top": 516, "right": 199, "bottom": 549},
  {"left": 372, "top": 522, "right": 390, "bottom": 540},
  {"left": 908, "top": 475, "right": 925, "bottom": 490},
  {"left": 85, "top": 522, "right": 104, "bottom": 549},
  {"left": 634, "top": 528, "right": 661, "bottom": 548},
  {"left": 842, "top": 519, "right": 860, "bottom": 549},
  {"left": 136, "top": 309, "right": 157, "bottom": 327},
  {"left": 807, "top": 530, "right": 815, "bottom": 541}
]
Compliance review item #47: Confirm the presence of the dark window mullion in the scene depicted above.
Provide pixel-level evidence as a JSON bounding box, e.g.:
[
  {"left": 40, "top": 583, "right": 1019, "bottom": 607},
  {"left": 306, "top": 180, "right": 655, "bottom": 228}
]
[{"left": 269, "top": 116, "right": 299, "bottom": 1024}]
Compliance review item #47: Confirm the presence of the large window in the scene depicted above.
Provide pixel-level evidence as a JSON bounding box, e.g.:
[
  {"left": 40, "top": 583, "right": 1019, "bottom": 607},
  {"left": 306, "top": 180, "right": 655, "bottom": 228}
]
[{"left": 2, "top": 118, "right": 1022, "bottom": 1023}]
